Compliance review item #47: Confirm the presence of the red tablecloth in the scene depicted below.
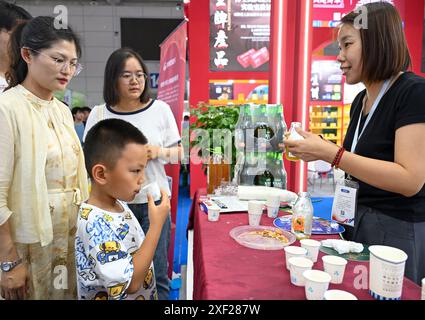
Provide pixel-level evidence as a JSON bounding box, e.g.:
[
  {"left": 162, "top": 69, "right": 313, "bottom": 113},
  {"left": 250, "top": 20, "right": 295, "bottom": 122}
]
[{"left": 187, "top": 189, "right": 422, "bottom": 300}]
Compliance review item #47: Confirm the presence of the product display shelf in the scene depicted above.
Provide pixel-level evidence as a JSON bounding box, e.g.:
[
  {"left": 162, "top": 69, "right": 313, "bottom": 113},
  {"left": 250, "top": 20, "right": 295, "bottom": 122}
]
[{"left": 309, "top": 104, "right": 351, "bottom": 146}]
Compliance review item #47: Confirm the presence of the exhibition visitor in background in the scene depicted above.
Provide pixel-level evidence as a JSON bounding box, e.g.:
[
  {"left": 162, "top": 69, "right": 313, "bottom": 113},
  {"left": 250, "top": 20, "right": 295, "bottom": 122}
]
[{"left": 83, "top": 47, "right": 183, "bottom": 300}]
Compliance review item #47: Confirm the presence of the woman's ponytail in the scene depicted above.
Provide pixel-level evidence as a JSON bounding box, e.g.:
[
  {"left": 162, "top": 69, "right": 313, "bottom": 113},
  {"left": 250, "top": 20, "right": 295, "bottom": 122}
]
[{"left": 5, "top": 21, "right": 28, "bottom": 89}]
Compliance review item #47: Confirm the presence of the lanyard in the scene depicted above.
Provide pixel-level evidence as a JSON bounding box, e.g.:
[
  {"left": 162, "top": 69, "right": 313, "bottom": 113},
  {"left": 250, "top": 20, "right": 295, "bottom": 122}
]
[{"left": 350, "top": 79, "right": 391, "bottom": 153}]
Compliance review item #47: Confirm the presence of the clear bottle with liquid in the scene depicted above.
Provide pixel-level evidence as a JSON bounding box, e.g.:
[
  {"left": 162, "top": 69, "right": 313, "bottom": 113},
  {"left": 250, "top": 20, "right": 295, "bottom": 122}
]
[
  {"left": 272, "top": 152, "right": 287, "bottom": 189},
  {"left": 291, "top": 192, "right": 314, "bottom": 239},
  {"left": 234, "top": 105, "right": 246, "bottom": 151},
  {"left": 276, "top": 105, "right": 287, "bottom": 146},
  {"left": 254, "top": 105, "right": 274, "bottom": 152},
  {"left": 285, "top": 122, "right": 303, "bottom": 161},
  {"left": 239, "top": 151, "right": 255, "bottom": 185},
  {"left": 207, "top": 147, "right": 230, "bottom": 194}
]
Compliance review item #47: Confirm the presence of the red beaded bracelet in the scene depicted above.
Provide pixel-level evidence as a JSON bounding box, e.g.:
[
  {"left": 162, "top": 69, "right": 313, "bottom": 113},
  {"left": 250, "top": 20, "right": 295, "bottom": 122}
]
[{"left": 331, "top": 147, "right": 345, "bottom": 168}]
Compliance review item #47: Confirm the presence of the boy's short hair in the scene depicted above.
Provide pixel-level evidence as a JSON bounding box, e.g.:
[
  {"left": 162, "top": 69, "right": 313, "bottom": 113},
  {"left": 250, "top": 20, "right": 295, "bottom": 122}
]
[
  {"left": 83, "top": 119, "right": 148, "bottom": 179},
  {"left": 82, "top": 106, "right": 91, "bottom": 113}
]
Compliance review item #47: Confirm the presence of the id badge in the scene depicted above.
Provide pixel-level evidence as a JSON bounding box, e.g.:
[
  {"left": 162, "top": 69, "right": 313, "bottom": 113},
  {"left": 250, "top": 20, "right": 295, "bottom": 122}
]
[{"left": 331, "top": 179, "right": 359, "bottom": 227}]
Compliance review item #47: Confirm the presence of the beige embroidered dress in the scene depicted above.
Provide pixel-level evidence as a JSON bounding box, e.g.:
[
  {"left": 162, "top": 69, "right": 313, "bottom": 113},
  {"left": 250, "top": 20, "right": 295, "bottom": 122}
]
[{"left": 0, "top": 85, "right": 88, "bottom": 299}]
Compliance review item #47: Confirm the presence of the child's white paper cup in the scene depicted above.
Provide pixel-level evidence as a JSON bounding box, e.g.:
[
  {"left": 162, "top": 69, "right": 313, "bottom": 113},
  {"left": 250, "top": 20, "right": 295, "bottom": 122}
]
[
  {"left": 300, "top": 239, "right": 321, "bottom": 263},
  {"left": 324, "top": 290, "right": 358, "bottom": 300},
  {"left": 284, "top": 246, "right": 308, "bottom": 271},
  {"left": 248, "top": 211, "right": 262, "bottom": 226},
  {"left": 248, "top": 200, "right": 264, "bottom": 226},
  {"left": 288, "top": 257, "right": 313, "bottom": 287},
  {"left": 267, "top": 206, "right": 279, "bottom": 218},
  {"left": 208, "top": 208, "right": 220, "bottom": 222},
  {"left": 266, "top": 194, "right": 280, "bottom": 207},
  {"left": 248, "top": 200, "right": 264, "bottom": 214},
  {"left": 322, "top": 255, "right": 348, "bottom": 284},
  {"left": 421, "top": 278, "right": 425, "bottom": 300},
  {"left": 303, "top": 270, "right": 331, "bottom": 300}
]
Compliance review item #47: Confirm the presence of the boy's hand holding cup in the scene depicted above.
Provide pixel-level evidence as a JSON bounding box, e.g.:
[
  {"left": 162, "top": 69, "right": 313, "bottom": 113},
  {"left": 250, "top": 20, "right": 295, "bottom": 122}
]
[{"left": 147, "top": 188, "right": 170, "bottom": 228}]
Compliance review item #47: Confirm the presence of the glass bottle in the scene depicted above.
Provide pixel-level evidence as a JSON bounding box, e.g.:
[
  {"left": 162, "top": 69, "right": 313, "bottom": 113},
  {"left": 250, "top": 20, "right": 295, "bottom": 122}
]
[
  {"left": 234, "top": 105, "right": 246, "bottom": 151},
  {"left": 244, "top": 104, "right": 255, "bottom": 153},
  {"left": 276, "top": 104, "right": 287, "bottom": 147},
  {"left": 239, "top": 152, "right": 253, "bottom": 185},
  {"left": 254, "top": 105, "right": 274, "bottom": 153},
  {"left": 253, "top": 152, "right": 274, "bottom": 187},
  {"left": 285, "top": 122, "right": 303, "bottom": 161},
  {"left": 272, "top": 152, "right": 287, "bottom": 189},
  {"left": 207, "top": 147, "right": 230, "bottom": 194},
  {"left": 291, "top": 192, "right": 314, "bottom": 239}
]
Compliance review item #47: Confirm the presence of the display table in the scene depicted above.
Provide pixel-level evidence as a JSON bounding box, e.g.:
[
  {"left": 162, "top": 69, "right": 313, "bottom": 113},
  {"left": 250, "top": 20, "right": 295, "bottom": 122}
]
[{"left": 187, "top": 189, "right": 422, "bottom": 300}]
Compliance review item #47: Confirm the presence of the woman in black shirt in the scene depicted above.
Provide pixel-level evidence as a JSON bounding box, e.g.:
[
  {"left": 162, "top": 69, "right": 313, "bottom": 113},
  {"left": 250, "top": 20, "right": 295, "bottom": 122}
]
[{"left": 285, "top": 2, "right": 425, "bottom": 285}]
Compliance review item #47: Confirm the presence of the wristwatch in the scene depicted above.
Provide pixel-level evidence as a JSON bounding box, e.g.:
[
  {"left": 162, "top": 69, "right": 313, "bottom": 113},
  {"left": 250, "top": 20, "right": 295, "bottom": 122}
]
[{"left": 0, "top": 258, "right": 23, "bottom": 272}]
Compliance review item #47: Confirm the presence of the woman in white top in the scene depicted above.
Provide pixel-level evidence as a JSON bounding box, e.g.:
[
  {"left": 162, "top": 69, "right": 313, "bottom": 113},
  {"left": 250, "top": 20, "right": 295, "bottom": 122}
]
[
  {"left": 0, "top": 17, "right": 88, "bottom": 299},
  {"left": 83, "top": 48, "right": 182, "bottom": 300}
]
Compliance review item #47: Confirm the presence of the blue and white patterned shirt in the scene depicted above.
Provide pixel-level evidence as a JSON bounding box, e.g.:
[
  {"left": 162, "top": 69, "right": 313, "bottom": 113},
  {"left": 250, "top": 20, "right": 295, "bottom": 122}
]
[{"left": 75, "top": 201, "right": 158, "bottom": 300}]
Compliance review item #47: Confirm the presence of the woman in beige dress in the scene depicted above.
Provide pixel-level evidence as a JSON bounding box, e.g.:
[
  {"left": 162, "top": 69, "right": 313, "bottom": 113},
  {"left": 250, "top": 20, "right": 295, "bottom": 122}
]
[{"left": 0, "top": 16, "right": 88, "bottom": 299}]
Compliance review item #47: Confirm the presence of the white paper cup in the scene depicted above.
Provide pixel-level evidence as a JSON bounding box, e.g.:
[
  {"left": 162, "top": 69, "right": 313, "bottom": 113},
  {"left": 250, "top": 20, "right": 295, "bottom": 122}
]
[
  {"left": 208, "top": 208, "right": 220, "bottom": 222},
  {"left": 284, "top": 246, "right": 308, "bottom": 271},
  {"left": 267, "top": 206, "right": 279, "bottom": 218},
  {"left": 248, "top": 200, "right": 264, "bottom": 226},
  {"left": 140, "top": 180, "right": 160, "bottom": 197},
  {"left": 422, "top": 278, "right": 425, "bottom": 300},
  {"left": 322, "top": 255, "right": 348, "bottom": 284},
  {"left": 266, "top": 194, "right": 281, "bottom": 207},
  {"left": 248, "top": 200, "right": 264, "bottom": 214},
  {"left": 303, "top": 270, "right": 331, "bottom": 300},
  {"left": 300, "top": 239, "right": 321, "bottom": 263},
  {"left": 369, "top": 245, "right": 408, "bottom": 300},
  {"left": 248, "top": 212, "right": 262, "bottom": 226},
  {"left": 288, "top": 257, "right": 313, "bottom": 287},
  {"left": 324, "top": 290, "right": 358, "bottom": 300}
]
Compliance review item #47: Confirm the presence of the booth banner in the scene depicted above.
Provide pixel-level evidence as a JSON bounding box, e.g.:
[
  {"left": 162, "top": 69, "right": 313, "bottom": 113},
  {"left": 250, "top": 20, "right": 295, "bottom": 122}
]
[
  {"left": 157, "top": 20, "right": 187, "bottom": 224},
  {"left": 313, "top": 0, "right": 405, "bottom": 24},
  {"left": 158, "top": 21, "right": 187, "bottom": 123},
  {"left": 311, "top": 60, "right": 343, "bottom": 102},
  {"left": 209, "top": 0, "right": 271, "bottom": 72}
]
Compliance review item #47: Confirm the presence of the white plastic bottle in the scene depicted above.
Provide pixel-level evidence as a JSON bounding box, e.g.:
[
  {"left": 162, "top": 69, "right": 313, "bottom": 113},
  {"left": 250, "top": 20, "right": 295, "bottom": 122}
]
[{"left": 285, "top": 122, "right": 304, "bottom": 161}]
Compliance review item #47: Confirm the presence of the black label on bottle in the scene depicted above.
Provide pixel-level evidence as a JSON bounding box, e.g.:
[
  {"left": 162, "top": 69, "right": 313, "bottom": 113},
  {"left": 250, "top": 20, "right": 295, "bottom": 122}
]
[
  {"left": 254, "top": 124, "right": 275, "bottom": 141},
  {"left": 254, "top": 170, "right": 274, "bottom": 187}
]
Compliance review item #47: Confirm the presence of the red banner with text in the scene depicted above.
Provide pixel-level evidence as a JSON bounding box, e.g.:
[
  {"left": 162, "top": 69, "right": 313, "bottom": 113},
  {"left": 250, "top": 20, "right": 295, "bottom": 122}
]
[{"left": 157, "top": 20, "right": 187, "bottom": 276}]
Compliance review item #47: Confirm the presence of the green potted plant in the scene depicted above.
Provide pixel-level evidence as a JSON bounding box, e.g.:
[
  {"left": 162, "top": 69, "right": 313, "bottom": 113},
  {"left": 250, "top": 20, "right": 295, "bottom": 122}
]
[{"left": 190, "top": 102, "right": 241, "bottom": 193}]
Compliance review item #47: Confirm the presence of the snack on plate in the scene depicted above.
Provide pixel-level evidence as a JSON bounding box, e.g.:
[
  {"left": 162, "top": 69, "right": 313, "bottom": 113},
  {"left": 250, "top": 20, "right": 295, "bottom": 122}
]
[
  {"left": 321, "top": 239, "right": 364, "bottom": 255},
  {"left": 247, "top": 229, "right": 289, "bottom": 243}
]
